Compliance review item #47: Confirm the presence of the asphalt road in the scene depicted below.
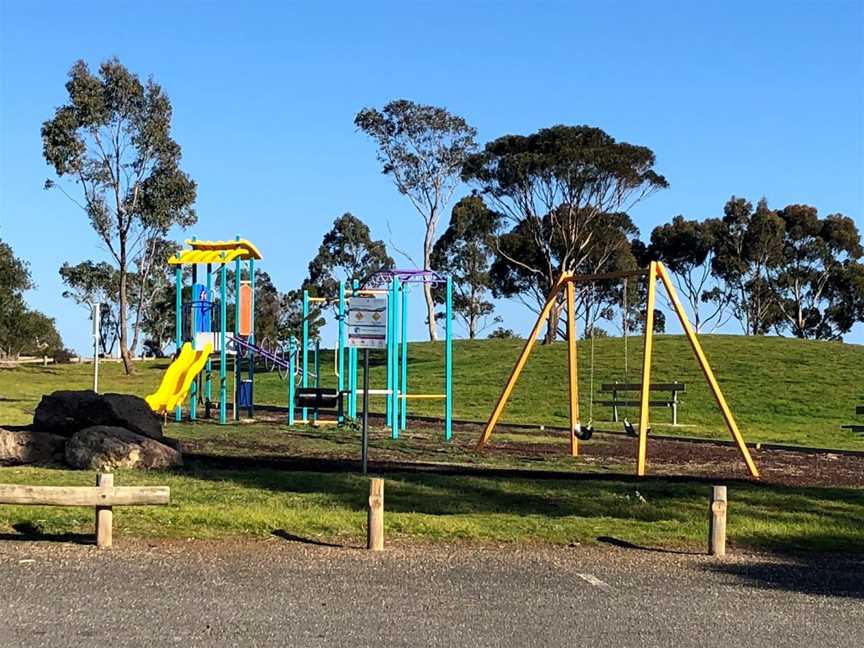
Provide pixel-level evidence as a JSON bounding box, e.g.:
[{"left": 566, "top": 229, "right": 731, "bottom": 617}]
[{"left": 1, "top": 539, "right": 862, "bottom": 647}]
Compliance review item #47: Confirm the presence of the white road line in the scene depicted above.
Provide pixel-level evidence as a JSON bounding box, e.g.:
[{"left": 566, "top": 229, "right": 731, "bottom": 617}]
[{"left": 577, "top": 572, "right": 613, "bottom": 594}]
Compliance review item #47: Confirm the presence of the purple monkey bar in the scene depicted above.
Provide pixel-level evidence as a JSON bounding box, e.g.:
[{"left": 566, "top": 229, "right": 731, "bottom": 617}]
[{"left": 367, "top": 269, "right": 448, "bottom": 287}]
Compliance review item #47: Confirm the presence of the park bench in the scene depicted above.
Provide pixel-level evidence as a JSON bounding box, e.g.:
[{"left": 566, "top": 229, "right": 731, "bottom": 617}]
[
  {"left": 598, "top": 382, "right": 685, "bottom": 426},
  {"left": 842, "top": 401, "right": 864, "bottom": 434},
  {"left": 0, "top": 473, "right": 170, "bottom": 548}
]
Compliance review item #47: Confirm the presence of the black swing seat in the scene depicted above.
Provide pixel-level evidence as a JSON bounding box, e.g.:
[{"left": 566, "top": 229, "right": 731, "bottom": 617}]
[
  {"left": 295, "top": 387, "right": 340, "bottom": 409},
  {"left": 575, "top": 424, "right": 593, "bottom": 441},
  {"left": 623, "top": 419, "right": 651, "bottom": 438}
]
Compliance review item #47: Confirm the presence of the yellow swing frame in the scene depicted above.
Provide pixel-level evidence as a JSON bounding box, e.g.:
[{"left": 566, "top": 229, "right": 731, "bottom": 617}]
[{"left": 476, "top": 261, "right": 760, "bottom": 478}]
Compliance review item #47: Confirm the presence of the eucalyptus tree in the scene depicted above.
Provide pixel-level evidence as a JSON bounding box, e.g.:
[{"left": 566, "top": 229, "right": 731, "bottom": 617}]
[
  {"left": 42, "top": 58, "right": 196, "bottom": 373},
  {"left": 770, "top": 204, "right": 863, "bottom": 339},
  {"left": 464, "top": 125, "right": 667, "bottom": 342},
  {"left": 649, "top": 215, "right": 730, "bottom": 333},
  {"left": 355, "top": 100, "right": 477, "bottom": 340},
  {"left": 430, "top": 196, "right": 502, "bottom": 339}
]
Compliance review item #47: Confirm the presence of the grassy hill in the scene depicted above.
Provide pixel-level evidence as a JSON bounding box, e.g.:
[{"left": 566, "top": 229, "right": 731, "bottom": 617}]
[{"left": 1, "top": 334, "right": 862, "bottom": 450}]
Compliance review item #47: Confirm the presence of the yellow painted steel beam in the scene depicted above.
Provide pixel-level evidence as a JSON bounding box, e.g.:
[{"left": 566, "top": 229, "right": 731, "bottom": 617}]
[
  {"left": 476, "top": 273, "right": 570, "bottom": 449},
  {"left": 560, "top": 269, "right": 649, "bottom": 285},
  {"left": 656, "top": 262, "right": 760, "bottom": 478},
  {"left": 637, "top": 262, "right": 657, "bottom": 476},
  {"left": 399, "top": 394, "right": 447, "bottom": 400},
  {"left": 169, "top": 239, "right": 263, "bottom": 264},
  {"left": 185, "top": 238, "right": 263, "bottom": 259},
  {"left": 566, "top": 280, "right": 579, "bottom": 457}
]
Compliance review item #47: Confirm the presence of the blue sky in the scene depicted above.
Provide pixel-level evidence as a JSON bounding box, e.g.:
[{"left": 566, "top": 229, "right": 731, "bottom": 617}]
[{"left": 1, "top": 1, "right": 862, "bottom": 353}]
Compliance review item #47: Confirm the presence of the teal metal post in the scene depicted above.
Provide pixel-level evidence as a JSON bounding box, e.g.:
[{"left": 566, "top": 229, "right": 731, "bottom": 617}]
[
  {"left": 190, "top": 262, "right": 198, "bottom": 422},
  {"left": 400, "top": 283, "right": 408, "bottom": 431},
  {"left": 219, "top": 261, "right": 228, "bottom": 424},
  {"left": 389, "top": 276, "right": 398, "bottom": 438},
  {"left": 313, "top": 339, "right": 320, "bottom": 424},
  {"left": 302, "top": 289, "right": 309, "bottom": 423},
  {"left": 248, "top": 257, "right": 255, "bottom": 417},
  {"left": 205, "top": 263, "right": 212, "bottom": 412},
  {"left": 349, "top": 280, "right": 359, "bottom": 417},
  {"left": 174, "top": 265, "right": 182, "bottom": 422},
  {"left": 337, "top": 280, "right": 346, "bottom": 422},
  {"left": 234, "top": 238, "right": 241, "bottom": 421},
  {"left": 445, "top": 275, "right": 453, "bottom": 440}
]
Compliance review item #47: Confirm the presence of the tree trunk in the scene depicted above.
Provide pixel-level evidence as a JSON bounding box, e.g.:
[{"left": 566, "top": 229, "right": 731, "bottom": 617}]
[
  {"left": 117, "top": 251, "right": 135, "bottom": 375},
  {"left": 542, "top": 300, "right": 562, "bottom": 344},
  {"left": 423, "top": 222, "right": 438, "bottom": 342}
]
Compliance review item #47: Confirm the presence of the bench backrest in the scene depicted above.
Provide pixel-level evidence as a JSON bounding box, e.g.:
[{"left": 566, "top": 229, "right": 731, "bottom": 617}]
[
  {"left": 295, "top": 387, "right": 340, "bottom": 409},
  {"left": 599, "top": 382, "right": 685, "bottom": 393}
]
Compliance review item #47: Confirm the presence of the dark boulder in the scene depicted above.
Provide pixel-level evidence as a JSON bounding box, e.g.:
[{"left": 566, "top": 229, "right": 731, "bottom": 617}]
[
  {"left": 33, "top": 390, "right": 162, "bottom": 440},
  {"left": 90, "top": 393, "right": 163, "bottom": 440},
  {"left": 33, "top": 390, "right": 100, "bottom": 436},
  {"left": 0, "top": 427, "right": 67, "bottom": 466},
  {"left": 65, "top": 426, "right": 182, "bottom": 471}
]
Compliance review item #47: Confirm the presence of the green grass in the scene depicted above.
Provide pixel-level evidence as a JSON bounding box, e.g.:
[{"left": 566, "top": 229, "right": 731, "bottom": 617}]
[
  {"left": 1, "top": 463, "right": 861, "bottom": 553},
  {"left": 0, "top": 335, "right": 862, "bottom": 553},
  {"left": 2, "top": 335, "right": 860, "bottom": 448},
  {"left": 243, "top": 334, "right": 864, "bottom": 450}
]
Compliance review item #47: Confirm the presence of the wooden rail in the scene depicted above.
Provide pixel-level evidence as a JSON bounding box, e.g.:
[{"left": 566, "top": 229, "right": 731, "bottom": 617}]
[{"left": 0, "top": 473, "right": 170, "bottom": 548}]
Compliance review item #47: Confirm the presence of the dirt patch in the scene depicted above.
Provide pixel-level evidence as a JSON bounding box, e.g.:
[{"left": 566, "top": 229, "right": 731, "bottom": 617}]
[{"left": 178, "top": 412, "right": 864, "bottom": 488}]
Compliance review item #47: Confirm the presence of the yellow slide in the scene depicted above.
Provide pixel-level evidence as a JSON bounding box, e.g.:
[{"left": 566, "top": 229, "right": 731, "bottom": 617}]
[{"left": 146, "top": 342, "right": 213, "bottom": 414}]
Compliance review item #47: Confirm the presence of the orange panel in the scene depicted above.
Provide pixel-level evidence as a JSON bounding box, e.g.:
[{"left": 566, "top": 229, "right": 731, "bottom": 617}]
[{"left": 239, "top": 283, "right": 253, "bottom": 336}]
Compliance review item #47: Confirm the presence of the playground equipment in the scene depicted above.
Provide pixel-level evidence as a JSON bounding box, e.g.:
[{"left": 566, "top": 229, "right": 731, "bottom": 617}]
[
  {"left": 476, "top": 260, "right": 760, "bottom": 478},
  {"left": 299, "top": 269, "right": 453, "bottom": 439},
  {"left": 145, "top": 237, "right": 263, "bottom": 424},
  {"left": 147, "top": 246, "right": 454, "bottom": 435},
  {"left": 146, "top": 342, "right": 213, "bottom": 414}
]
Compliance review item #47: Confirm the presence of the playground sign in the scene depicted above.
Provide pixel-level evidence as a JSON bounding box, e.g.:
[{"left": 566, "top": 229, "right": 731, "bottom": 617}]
[{"left": 347, "top": 297, "right": 388, "bottom": 349}]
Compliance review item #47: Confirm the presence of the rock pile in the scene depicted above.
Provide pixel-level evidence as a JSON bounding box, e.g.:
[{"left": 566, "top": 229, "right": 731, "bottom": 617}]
[{"left": 0, "top": 390, "right": 182, "bottom": 471}]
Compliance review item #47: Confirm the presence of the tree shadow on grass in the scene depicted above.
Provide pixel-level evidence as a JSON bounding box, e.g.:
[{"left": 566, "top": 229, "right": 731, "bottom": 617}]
[
  {"left": 704, "top": 556, "right": 864, "bottom": 599},
  {"left": 0, "top": 522, "right": 94, "bottom": 546},
  {"left": 176, "top": 453, "right": 750, "bottom": 520}
]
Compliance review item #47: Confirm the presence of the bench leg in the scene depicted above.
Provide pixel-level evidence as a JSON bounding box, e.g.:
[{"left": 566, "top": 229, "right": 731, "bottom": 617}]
[
  {"left": 672, "top": 402, "right": 678, "bottom": 426},
  {"left": 612, "top": 390, "right": 619, "bottom": 422},
  {"left": 96, "top": 473, "right": 113, "bottom": 549}
]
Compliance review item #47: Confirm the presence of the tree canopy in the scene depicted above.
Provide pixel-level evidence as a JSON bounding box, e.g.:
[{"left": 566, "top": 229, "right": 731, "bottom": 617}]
[
  {"left": 463, "top": 125, "right": 667, "bottom": 341},
  {"left": 42, "top": 58, "right": 196, "bottom": 373},
  {"left": 305, "top": 213, "right": 394, "bottom": 299},
  {"left": 431, "top": 196, "right": 502, "bottom": 339},
  {"left": 355, "top": 99, "right": 477, "bottom": 340},
  {"left": 0, "top": 239, "right": 66, "bottom": 359}
]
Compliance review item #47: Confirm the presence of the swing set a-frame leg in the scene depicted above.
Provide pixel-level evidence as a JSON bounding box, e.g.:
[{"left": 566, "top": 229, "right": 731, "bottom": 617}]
[
  {"left": 637, "top": 262, "right": 658, "bottom": 476},
  {"left": 655, "top": 262, "right": 760, "bottom": 478},
  {"left": 566, "top": 280, "right": 579, "bottom": 457},
  {"left": 476, "top": 274, "right": 571, "bottom": 449}
]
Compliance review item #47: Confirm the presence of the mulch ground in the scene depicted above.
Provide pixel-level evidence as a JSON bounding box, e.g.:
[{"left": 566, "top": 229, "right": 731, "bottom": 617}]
[{"left": 182, "top": 410, "right": 864, "bottom": 489}]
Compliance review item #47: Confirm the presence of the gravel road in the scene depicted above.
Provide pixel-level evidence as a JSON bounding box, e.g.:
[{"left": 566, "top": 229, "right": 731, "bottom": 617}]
[{"left": 1, "top": 539, "right": 861, "bottom": 647}]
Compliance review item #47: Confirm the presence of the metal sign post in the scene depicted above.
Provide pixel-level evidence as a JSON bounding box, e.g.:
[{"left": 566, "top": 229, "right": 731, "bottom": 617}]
[
  {"left": 347, "top": 296, "right": 388, "bottom": 474},
  {"left": 362, "top": 349, "right": 370, "bottom": 475},
  {"left": 90, "top": 302, "right": 100, "bottom": 393}
]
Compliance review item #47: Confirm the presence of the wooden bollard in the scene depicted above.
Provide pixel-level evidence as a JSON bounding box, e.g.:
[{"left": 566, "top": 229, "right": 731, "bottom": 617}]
[
  {"left": 367, "top": 478, "right": 384, "bottom": 551},
  {"left": 95, "top": 472, "right": 113, "bottom": 549},
  {"left": 709, "top": 485, "right": 727, "bottom": 557}
]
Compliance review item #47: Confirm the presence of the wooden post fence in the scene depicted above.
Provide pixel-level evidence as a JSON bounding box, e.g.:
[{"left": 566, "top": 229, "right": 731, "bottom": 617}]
[
  {"left": 709, "top": 485, "right": 727, "bottom": 557},
  {"left": 0, "top": 473, "right": 170, "bottom": 549},
  {"left": 367, "top": 478, "right": 384, "bottom": 551}
]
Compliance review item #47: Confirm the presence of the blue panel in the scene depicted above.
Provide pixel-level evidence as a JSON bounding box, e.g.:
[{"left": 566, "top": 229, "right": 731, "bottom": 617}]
[{"left": 192, "top": 283, "right": 212, "bottom": 333}]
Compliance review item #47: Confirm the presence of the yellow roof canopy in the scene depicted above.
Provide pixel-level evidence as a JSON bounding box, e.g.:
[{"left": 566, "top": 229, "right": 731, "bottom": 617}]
[{"left": 168, "top": 238, "right": 262, "bottom": 265}]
